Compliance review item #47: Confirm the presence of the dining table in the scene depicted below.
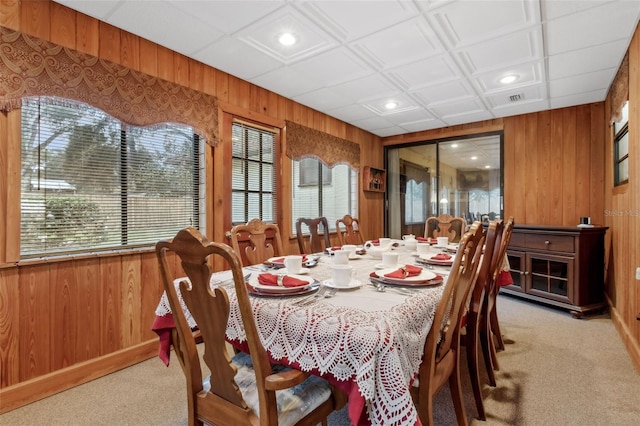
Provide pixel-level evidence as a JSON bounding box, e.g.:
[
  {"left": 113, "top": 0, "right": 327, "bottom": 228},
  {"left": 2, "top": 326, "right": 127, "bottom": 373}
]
[{"left": 152, "top": 241, "right": 479, "bottom": 426}]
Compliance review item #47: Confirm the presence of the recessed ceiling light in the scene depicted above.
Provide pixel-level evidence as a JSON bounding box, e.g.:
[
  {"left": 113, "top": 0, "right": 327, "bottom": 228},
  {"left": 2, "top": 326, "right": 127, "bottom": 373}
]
[
  {"left": 451, "top": 144, "right": 458, "bottom": 148},
  {"left": 385, "top": 101, "right": 398, "bottom": 110},
  {"left": 471, "top": 156, "right": 478, "bottom": 160},
  {"left": 485, "top": 165, "right": 491, "bottom": 169},
  {"left": 278, "top": 33, "right": 296, "bottom": 46},
  {"left": 500, "top": 74, "right": 518, "bottom": 84}
]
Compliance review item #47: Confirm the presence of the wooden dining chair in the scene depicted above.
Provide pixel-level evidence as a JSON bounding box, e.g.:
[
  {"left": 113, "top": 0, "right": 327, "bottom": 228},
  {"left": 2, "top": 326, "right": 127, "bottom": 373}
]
[
  {"left": 227, "top": 218, "right": 284, "bottom": 266},
  {"left": 488, "top": 216, "right": 515, "bottom": 353},
  {"left": 463, "top": 219, "right": 504, "bottom": 420},
  {"left": 296, "top": 216, "right": 331, "bottom": 254},
  {"left": 410, "top": 221, "right": 485, "bottom": 426},
  {"left": 335, "top": 214, "right": 365, "bottom": 245},
  {"left": 156, "top": 228, "right": 340, "bottom": 426},
  {"left": 424, "top": 214, "right": 467, "bottom": 243}
]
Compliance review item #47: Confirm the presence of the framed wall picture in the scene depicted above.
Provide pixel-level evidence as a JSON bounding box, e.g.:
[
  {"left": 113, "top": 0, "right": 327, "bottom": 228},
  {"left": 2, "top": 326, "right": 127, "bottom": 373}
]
[{"left": 363, "top": 166, "right": 386, "bottom": 192}]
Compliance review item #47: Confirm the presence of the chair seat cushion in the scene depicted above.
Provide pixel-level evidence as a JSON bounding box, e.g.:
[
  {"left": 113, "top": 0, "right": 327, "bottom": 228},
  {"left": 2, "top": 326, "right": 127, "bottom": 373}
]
[{"left": 231, "top": 351, "right": 332, "bottom": 426}]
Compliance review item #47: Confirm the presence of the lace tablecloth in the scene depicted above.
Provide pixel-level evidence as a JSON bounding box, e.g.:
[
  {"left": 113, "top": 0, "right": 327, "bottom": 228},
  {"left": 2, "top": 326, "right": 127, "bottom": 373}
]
[{"left": 155, "top": 249, "right": 446, "bottom": 426}]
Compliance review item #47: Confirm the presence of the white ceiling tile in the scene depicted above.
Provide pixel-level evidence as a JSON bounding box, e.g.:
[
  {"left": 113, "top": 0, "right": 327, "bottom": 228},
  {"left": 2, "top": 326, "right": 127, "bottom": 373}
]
[
  {"left": 442, "top": 110, "right": 494, "bottom": 126},
  {"left": 372, "top": 126, "right": 409, "bottom": 137},
  {"left": 542, "top": 0, "right": 612, "bottom": 21},
  {"left": 412, "top": 79, "right": 475, "bottom": 105},
  {"left": 429, "top": 0, "right": 539, "bottom": 48},
  {"left": 328, "top": 74, "right": 398, "bottom": 103},
  {"left": 193, "top": 37, "right": 282, "bottom": 81},
  {"left": 351, "top": 116, "right": 396, "bottom": 131},
  {"left": 474, "top": 61, "right": 544, "bottom": 94},
  {"left": 325, "top": 104, "right": 378, "bottom": 123},
  {"left": 298, "top": 0, "right": 421, "bottom": 42},
  {"left": 458, "top": 28, "right": 543, "bottom": 74},
  {"left": 361, "top": 93, "right": 421, "bottom": 116},
  {"left": 548, "top": 39, "right": 629, "bottom": 80},
  {"left": 549, "top": 89, "right": 609, "bottom": 109},
  {"left": 293, "top": 88, "right": 351, "bottom": 112},
  {"left": 382, "top": 108, "right": 434, "bottom": 125},
  {"left": 385, "top": 55, "right": 460, "bottom": 91},
  {"left": 289, "top": 47, "right": 373, "bottom": 87},
  {"left": 429, "top": 97, "right": 487, "bottom": 118},
  {"left": 549, "top": 69, "right": 616, "bottom": 98},
  {"left": 400, "top": 118, "right": 448, "bottom": 133},
  {"left": 350, "top": 18, "right": 444, "bottom": 70},
  {"left": 545, "top": 1, "right": 640, "bottom": 55},
  {"left": 252, "top": 67, "right": 324, "bottom": 99},
  {"left": 236, "top": 7, "right": 337, "bottom": 63},
  {"left": 54, "top": 0, "right": 121, "bottom": 20},
  {"left": 486, "top": 85, "right": 546, "bottom": 109}
]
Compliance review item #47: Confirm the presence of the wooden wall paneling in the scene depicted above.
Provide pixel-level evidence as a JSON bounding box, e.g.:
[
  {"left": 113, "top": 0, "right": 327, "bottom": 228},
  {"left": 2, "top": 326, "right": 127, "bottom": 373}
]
[
  {"left": 74, "top": 259, "right": 101, "bottom": 361},
  {"left": 50, "top": 261, "right": 78, "bottom": 369},
  {"left": 100, "top": 256, "right": 122, "bottom": 354},
  {"left": 0, "top": 268, "right": 19, "bottom": 387},
  {"left": 506, "top": 114, "right": 525, "bottom": 222},
  {"left": 19, "top": 264, "right": 51, "bottom": 381},
  {"left": 0, "top": 111, "right": 8, "bottom": 262},
  {"left": 0, "top": 0, "right": 20, "bottom": 29},
  {"left": 120, "top": 31, "right": 141, "bottom": 72},
  {"left": 524, "top": 113, "right": 539, "bottom": 224},
  {"left": 156, "top": 44, "right": 175, "bottom": 82},
  {"left": 630, "top": 28, "right": 640, "bottom": 348},
  {"left": 575, "top": 105, "right": 592, "bottom": 220},
  {"left": 173, "top": 53, "right": 190, "bottom": 87},
  {"left": 139, "top": 251, "right": 162, "bottom": 341},
  {"left": 49, "top": 1, "right": 75, "bottom": 48},
  {"left": 230, "top": 76, "right": 250, "bottom": 110},
  {"left": 214, "top": 68, "right": 229, "bottom": 102},
  {"left": 561, "top": 107, "right": 577, "bottom": 225},
  {"left": 5, "top": 110, "right": 20, "bottom": 261},
  {"left": 548, "top": 110, "right": 564, "bottom": 224},
  {"left": 202, "top": 65, "right": 217, "bottom": 97},
  {"left": 189, "top": 59, "right": 205, "bottom": 92},
  {"left": 75, "top": 11, "right": 99, "bottom": 56},
  {"left": 20, "top": 0, "right": 49, "bottom": 38},
  {"left": 590, "top": 102, "right": 606, "bottom": 225},
  {"left": 120, "top": 254, "right": 142, "bottom": 347},
  {"left": 97, "top": 21, "right": 120, "bottom": 63}
]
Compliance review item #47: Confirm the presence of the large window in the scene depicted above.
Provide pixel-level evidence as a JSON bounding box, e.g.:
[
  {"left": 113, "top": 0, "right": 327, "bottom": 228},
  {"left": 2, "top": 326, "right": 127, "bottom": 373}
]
[
  {"left": 231, "top": 121, "right": 277, "bottom": 224},
  {"left": 291, "top": 158, "right": 358, "bottom": 234},
  {"left": 20, "top": 97, "right": 203, "bottom": 257},
  {"left": 613, "top": 101, "right": 629, "bottom": 186}
]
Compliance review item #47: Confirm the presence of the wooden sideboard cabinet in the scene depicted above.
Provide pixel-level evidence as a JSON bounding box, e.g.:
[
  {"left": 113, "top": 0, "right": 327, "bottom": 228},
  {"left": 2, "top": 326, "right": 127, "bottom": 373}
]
[{"left": 502, "top": 225, "right": 608, "bottom": 317}]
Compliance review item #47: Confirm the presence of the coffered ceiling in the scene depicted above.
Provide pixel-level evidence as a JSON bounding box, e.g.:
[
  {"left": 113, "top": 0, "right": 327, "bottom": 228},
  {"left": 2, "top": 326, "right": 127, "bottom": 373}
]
[{"left": 54, "top": 0, "right": 640, "bottom": 138}]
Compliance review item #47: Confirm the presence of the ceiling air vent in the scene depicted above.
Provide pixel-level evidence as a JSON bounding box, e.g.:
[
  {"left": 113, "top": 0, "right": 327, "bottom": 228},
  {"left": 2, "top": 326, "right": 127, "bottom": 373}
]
[{"left": 509, "top": 93, "right": 523, "bottom": 102}]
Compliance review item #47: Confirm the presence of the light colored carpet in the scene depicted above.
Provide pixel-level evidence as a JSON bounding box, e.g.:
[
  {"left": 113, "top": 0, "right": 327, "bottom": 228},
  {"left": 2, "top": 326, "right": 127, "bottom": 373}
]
[{"left": 2, "top": 294, "right": 639, "bottom": 425}]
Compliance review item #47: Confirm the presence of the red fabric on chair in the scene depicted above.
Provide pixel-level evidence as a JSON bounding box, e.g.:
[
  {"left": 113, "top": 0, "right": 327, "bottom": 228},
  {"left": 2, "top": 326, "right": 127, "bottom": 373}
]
[
  {"left": 496, "top": 270, "right": 513, "bottom": 286},
  {"left": 431, "top": 253, "right": 452, "bottom": 260},
  {"left": 383, "top": 264, "right": 423, "bottom": 279},
  {"left": 257, "top": 273, "right": 309, "bottom": 287}
]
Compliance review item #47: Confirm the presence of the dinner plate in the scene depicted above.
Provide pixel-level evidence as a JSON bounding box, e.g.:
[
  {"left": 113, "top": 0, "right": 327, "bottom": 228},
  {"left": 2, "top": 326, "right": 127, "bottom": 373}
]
[
  {"left": 375, "top": 268, "right": 437, "bottom": 284},
  {"left": 246, "top": 282, "right": 319, "bottom": 297},
  {"left": 275, "top": 267, "right": 310, "bottom": 275},
  {"left": 419, "top": 254, "right": 454, "bottom": 266},
  {"left": 321, "top": 279, "right": 362, "bottom": 290},
  {"left": 250, "top": 275, "right": 314, "bottom": 293}
]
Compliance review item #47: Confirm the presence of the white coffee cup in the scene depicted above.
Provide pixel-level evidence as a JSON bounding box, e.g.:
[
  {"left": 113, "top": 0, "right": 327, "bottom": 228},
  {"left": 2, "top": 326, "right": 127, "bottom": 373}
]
[
  {"left": 382, "top": 252, "right": 399, "bottom": 269},
  {"left": 342, "top": 244, "right": 357, "bottom": 258},
  {"left": 333, "top": 250, "right": 350, "bottom": 265},
  {"left": 331, "top": 264, "right": 354, "bottom": 287},
  {"left": 436, "top": 237, "right": 449, "bottom": 247},
  {"left": 378, "top": 237, "right": 391, "bottom": 247},
  {"left": 416, "top": 243, "right": 430, "bottom": 256},
  {"left": 284, "top": 255, "right": 303, "bottom": 274}
]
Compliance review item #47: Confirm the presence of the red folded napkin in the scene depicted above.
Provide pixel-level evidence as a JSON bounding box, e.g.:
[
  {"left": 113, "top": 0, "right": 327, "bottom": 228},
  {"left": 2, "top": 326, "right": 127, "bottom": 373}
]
[
  {"left": 330, "top": 247, "right": 342, "bottom": 251},
  {"left": 431, "top": 253, "right": 452, "bottom": 260},
  {"left": 371, "top": 239, "right": 380, "bottom": 245},
  {"left": 257, "top": 273, "right": 309, "bottom": 288},
  {"left": 416, "top": 237, "right": 429, "bottom": 242},
  {"left": 384, "top": 264, "right": 423, "bottom": 279}
]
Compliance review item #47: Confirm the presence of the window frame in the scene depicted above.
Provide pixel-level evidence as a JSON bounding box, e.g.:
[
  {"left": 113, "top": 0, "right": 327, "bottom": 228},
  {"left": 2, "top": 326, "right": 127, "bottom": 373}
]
[{"left": 613, "top": 101, "right": 630, "bottom": 187}]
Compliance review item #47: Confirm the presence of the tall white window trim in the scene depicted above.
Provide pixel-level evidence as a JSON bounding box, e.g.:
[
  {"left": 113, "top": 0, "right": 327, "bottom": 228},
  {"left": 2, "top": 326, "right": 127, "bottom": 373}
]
[
  {"left": 613, "top": 101, "right": 629, "bottom": 186},
  {"left": 291, "top": 158, "right": 358, "bottom": 235},
  {"left": 20, "top": 97, "right": 203, "bottom": 257},
  {"left": 231, "top": 122, "right": 277, "bottom": 225}
]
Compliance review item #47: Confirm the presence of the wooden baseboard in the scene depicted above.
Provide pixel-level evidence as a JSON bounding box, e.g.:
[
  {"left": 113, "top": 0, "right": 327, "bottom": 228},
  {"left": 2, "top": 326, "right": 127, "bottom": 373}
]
[
  {"left": 0, "top": 340, "right": 158, "bottom": 414},
  {"left": 606, "top": 294, "right": 640, "bottom": 374}
]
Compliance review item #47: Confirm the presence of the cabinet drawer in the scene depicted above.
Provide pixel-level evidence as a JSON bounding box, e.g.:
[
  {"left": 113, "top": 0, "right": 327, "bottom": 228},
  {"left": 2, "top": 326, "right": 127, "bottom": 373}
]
[
  {"left": 525, "top": 234, "right": 574, "bottom": 253},
  {"left": 509, "top": 232, "right": 525, "bottom": 248}
]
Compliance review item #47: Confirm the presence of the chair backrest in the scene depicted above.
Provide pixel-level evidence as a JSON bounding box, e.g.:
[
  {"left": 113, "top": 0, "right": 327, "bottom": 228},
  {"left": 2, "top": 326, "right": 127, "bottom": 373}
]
[
  {"left": 413, "top": 221, "right": 485, "bottom": 425},
  {"left": 335, "top": 214, "right": 365, "bottom": 245},
  {"left": 228, "top": 218, "right": 284, "bottom": 266},
  {"left": 469, "top": 220, "right": 504, "bottom": 320},
  {"left": 296, "top": 217, "right": 330, "bottom": 254},
  {"left": 156, "top": 228, "right": 276, "bottom": 425},
  {"left": 424, "top": 214, "right": 467, "bottom": 243},
  {"left": 488, "top": 216, "right": 515, "bottom": 299}
]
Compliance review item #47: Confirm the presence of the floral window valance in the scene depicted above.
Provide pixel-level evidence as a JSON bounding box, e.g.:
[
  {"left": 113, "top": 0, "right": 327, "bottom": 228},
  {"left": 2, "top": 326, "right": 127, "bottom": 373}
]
[
  {"left": 0, "top": 26, "right": 218, "bottom": 146},
  {"left": 610, "top": 52, "right": 629, "bottom": 124},
  {"left": 285, "top": 121, "right": 360, "bottom": 169}
]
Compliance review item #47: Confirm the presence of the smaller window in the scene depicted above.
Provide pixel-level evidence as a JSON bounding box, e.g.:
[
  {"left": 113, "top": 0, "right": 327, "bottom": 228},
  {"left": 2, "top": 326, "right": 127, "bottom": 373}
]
[
  {"left": 299, "top": 158, "right": 331, "bottom": 186},
  {"left": 613, "top": 101, "right": 629, "bottom": 186}
]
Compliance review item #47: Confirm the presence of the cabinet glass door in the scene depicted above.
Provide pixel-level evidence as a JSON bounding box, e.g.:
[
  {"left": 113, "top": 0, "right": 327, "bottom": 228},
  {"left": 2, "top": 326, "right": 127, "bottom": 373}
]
[
  {"left": 526, "top": 253, "right": 574, "bottom": 303},
  {"left": 506, "top": 251, "right": 526, "bottom": 292}
]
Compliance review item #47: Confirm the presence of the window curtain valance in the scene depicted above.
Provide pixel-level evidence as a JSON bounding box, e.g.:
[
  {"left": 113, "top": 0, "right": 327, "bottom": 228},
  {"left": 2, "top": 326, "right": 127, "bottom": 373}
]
[
  {"left": 610, "top": 51, "right": 629, "bottom": 124},
  {"left": 0, "top": 26, "right": 218, "bottom": 146},
  {"left": 401, "top": 160, "right": 429, "bottom": 184},
  {"left": 285, "top": 121, "right": 360, "bottom": 169}
]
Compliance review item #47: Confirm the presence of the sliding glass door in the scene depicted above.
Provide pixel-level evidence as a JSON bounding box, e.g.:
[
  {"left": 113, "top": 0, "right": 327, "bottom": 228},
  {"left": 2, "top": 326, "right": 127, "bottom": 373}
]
[{"left": 385, "top": 133, "right": 503, "bottom": 238}]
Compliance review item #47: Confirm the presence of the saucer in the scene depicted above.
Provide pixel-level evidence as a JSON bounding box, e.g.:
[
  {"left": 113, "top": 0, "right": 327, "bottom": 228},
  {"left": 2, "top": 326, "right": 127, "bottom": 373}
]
[
  {"left": 322, "top": 279, "right": 362, "bottom": 290},
  {"left": 276, "top": 267, "right": 310, "bottom": 275}
]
